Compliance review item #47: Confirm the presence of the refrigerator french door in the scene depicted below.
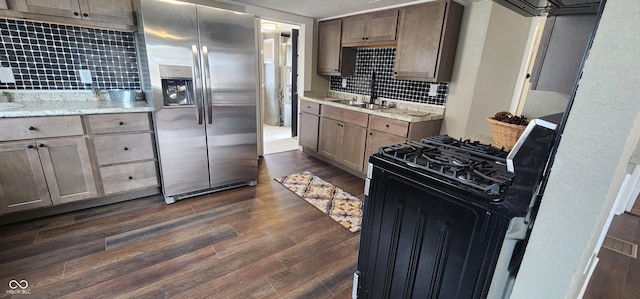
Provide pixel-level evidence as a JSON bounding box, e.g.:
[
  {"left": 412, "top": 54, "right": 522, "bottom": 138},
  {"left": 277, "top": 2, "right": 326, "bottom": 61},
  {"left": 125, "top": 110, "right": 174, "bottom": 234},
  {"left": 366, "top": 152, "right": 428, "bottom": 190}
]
[{"left": 138, "top": 0, "right": 258, "bottom": 204}]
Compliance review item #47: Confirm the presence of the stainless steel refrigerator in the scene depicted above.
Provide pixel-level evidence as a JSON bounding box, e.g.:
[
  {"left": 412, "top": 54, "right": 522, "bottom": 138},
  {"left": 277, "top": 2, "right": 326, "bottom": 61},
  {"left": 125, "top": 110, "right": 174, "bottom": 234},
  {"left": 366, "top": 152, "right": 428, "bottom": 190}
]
[{"left": 137, "top": 0, "right": 259, "bottom": 204}]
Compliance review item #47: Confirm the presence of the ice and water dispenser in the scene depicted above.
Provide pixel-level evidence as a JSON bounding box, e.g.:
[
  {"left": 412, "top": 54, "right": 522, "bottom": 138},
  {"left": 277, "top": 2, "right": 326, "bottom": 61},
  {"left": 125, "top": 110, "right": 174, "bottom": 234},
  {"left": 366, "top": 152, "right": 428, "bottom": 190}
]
[{"left": 159, "top": 65, "right": 195, "bottom": 106}]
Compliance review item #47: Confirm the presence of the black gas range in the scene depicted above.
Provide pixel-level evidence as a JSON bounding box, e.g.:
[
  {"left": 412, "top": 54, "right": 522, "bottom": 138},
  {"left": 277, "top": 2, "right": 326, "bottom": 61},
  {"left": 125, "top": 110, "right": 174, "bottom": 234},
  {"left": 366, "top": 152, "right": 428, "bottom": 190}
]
[{"left": 355, "top": 120, "right": 558, "bottom": 299}]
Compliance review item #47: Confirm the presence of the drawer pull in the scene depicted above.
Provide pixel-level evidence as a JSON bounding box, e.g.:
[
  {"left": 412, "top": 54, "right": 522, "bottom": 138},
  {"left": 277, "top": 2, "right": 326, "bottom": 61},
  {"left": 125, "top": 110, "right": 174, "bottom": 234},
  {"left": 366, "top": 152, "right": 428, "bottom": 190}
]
[
  {"left": 83, "top": 13, "right": 89, "bottom": 17},
  {"left": 29, "top": 126, "right": 36, "bottom": 131},
  {"left": 27, "top": 144, "right": 34, "bottom": 149},
  {"left": 119, "top": 121, "right": 125, "bottom": 125},
  {"left": 38, "top": 143, "right": 45, "bottom": 148},
  {"left": 385, "top": 124, "right": 390, "bottom": 128},
  {"left": 307, "top": 106, "right": 311, "bottom": 108},
  {"left": 128, "top": 176, "right": 133, "bottom": 180},
  {"left": 123, "top": 147, "right": 129, "bottom": 151},
  {"left": 73, "top": 11, "right": 79, "bottom": 16}
]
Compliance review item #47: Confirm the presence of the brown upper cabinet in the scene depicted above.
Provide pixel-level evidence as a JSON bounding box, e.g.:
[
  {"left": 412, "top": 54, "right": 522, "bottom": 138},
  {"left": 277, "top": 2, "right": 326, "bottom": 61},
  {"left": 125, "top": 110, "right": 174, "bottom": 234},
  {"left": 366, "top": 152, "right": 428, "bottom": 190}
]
[
  {"left": 12, "top": 0, "right": 134, "bottom": 30},
  {"left": 394, "top": 0, "right": 463, "bottom": 82},
  {"left": 341, "top": 9, "right": 399, "bottom": 47},
  {"left": 317, "top": 19, "right": 356, "bottom": 76}
]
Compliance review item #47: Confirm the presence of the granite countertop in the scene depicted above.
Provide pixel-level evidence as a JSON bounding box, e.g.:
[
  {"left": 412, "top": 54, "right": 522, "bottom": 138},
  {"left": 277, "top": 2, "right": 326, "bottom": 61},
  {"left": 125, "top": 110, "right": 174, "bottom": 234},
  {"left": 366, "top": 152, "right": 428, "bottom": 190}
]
[
  {"left": 300, "top": 92, "right": 445, "bottom": 122},
  {"left": 0, "top": 92, "right": 154, "bottom": 118}
]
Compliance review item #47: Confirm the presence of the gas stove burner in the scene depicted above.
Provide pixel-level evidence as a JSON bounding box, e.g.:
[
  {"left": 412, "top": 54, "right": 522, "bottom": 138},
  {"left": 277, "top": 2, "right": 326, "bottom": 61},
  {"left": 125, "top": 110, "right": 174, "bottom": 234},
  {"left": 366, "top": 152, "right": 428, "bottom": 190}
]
[
  {"left": 378, "top": 141, "right": 514, "bottom": 198},
  {"left": 421, "top": 135, "right": 508, "bottom": 160}
]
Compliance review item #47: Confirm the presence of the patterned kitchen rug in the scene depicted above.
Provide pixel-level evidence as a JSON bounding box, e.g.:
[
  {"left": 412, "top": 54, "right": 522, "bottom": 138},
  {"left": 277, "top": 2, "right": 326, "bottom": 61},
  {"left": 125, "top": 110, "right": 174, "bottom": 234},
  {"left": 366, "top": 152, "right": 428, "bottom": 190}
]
[{"left": 274, "top": 171, "right": 363, "bottom": 233}]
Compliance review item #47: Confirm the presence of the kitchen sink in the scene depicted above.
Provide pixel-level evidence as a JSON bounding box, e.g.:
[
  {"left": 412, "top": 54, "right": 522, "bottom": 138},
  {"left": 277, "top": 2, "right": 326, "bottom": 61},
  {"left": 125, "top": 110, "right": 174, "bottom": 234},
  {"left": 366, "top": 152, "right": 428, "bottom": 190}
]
[{"left": 333, "top": 99, "right": 388, "bottom": 110}]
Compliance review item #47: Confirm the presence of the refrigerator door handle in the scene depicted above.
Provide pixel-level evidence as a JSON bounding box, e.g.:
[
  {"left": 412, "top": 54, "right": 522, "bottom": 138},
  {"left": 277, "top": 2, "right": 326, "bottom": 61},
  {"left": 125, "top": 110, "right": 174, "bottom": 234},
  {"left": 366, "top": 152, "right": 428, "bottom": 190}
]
[
  {"left": 202, "top": 45, "right": 213, "bottom": 124},
  {"left": 192, "top": 44, "right": 204, "bottom": 125}
]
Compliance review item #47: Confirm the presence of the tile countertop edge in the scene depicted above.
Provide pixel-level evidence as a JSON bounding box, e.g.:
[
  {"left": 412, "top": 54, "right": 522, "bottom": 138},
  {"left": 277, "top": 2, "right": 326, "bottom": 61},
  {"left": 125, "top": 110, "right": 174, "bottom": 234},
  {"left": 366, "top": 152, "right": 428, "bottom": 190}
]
[{"left": 299, "top": 95, "right": 445, "bottom": 123}]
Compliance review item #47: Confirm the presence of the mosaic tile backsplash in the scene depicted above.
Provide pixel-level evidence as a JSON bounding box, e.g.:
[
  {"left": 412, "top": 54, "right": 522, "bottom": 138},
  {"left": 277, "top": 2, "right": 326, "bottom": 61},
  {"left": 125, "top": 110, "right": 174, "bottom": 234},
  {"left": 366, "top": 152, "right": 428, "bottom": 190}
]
[
  {"left": 330, "top": 48, "right": 449, "bottom": 106},
  {"left": 0, "top": 18, "right": 140, "bottom": 90}
]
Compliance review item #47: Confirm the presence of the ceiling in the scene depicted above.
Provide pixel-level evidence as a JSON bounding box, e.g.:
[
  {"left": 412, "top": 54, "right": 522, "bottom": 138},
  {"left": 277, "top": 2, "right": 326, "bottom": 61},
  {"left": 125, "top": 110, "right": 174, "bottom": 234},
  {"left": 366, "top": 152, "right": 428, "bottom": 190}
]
[{"left": 229, "top": 0, "right": 439, "bottom": 19}]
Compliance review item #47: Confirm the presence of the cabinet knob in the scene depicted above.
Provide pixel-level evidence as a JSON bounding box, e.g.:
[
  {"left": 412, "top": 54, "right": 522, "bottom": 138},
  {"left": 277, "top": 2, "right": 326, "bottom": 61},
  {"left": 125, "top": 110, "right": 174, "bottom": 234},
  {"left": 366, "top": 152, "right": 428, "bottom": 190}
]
[
  {"left": 29, "top": 126, "right": 36, "bottom": 131},
  {"left": 73, "top": 11, "right": 79, "bottom": 16},
  {"left": 362, "top": 37, "right": 365, "bottom": 40},
  {"left": 128, "top": 176, "right": 133, "bottom": 180},
  {"left": 385, "top": 124, "right": 390, "bottom": 128},
  {"left": 119, "top": 121, "right": 125, "bottom": 125},
  {"left": 369, "top": 132, "right": 373, "bottom": 136},
  {"left": 83, "top": 13, "right": 89, "bottom": 17},
  {"left": 27, "top": 144, "right": 34, "bottom": 149},
  {"left": 38, "top": 143, "right": 45, "bottom": 148},
  {"left": 123, "top": 147, "right": 129, "bottom": 151},
  {"left": 307, "top": 106, "right": 311, "bottom": 109}
]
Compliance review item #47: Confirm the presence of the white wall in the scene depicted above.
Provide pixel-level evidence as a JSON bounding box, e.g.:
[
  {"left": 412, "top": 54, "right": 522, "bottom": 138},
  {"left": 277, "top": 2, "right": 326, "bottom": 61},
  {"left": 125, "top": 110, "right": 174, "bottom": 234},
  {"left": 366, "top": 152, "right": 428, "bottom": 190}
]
[
  {"left": 442, "top": 1, "right": 533, "bottom": 140},
  {"left": 510, "top": 0, "right": 640, "bottom": 297}
]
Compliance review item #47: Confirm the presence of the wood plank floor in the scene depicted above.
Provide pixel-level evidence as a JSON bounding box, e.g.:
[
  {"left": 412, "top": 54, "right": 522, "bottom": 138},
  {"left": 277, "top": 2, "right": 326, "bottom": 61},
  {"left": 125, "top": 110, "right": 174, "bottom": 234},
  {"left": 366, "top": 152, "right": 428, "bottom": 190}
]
[
  {"left": 0, "top": 150, "right": 364, "bottom": 298},
  {"left": 583, "top": 212, "right": 640, "bottom": 299}
]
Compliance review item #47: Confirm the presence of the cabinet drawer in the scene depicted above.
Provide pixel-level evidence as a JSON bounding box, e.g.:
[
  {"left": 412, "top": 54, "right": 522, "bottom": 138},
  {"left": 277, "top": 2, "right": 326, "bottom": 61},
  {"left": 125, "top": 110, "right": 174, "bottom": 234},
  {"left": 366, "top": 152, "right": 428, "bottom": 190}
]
[
  {"left": 88, "top": 113, "right": 151, "bottom": 134},
  {"left": 300, "top": 100, "right": 320, "bottom": 115},
  {"left": 101, "top": 161, "right": 158, "bottom": 195},
  {"left": 93, "top": 133, "right": 155, "bottom": 165},
  {"left": 368, "top": 115, "right": 409, "bottom": 137},
  {"left": 0, "top": 116, "right": 83, "bottom": 141},
  {"left": 321, "top": 105, "right": 369, "bottom": 127}
]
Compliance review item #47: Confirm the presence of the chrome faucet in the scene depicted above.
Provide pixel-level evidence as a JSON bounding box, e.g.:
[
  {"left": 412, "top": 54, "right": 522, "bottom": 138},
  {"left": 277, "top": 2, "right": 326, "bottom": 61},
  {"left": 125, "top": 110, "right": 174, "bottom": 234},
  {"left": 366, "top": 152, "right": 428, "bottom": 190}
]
[{"left": 369, "top": 71, "right": 377, "bottom": 104}]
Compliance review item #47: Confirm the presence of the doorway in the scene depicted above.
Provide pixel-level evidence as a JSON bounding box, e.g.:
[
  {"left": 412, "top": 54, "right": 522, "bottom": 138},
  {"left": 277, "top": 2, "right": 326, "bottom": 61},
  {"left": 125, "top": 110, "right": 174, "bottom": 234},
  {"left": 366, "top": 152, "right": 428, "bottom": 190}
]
[{"left": 259, "top": 20, "right": 300, "bottom": 155}]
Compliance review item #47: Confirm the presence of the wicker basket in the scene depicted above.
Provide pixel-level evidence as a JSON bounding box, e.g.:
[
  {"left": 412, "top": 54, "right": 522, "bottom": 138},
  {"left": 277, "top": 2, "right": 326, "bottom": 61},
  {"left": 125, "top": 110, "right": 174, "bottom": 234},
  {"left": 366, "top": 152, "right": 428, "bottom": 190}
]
[{"left": 486, "top": 117, "right": 527, "bottom": 150}]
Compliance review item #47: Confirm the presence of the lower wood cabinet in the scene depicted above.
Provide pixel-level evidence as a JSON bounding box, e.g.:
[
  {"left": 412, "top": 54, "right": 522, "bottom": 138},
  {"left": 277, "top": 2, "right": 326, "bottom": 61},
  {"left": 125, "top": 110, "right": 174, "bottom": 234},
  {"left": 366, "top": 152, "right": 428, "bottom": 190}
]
[
  {"left": 319, "top": 115, "right": 367, "bottom": 172},
  {"left": 0, "top": 136, "right": 97, "bottom": 213},
  {"left": 0, "top": 141, "right": 51, "bottom": 213},
  {"left": 301, "top": 100, "right": 443, "bottom": 176}
]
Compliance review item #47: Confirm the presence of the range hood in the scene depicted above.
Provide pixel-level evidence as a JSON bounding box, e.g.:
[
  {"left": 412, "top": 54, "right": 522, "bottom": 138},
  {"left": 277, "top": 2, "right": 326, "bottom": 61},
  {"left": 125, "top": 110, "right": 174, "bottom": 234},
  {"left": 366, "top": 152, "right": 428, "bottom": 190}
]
[{"left": 493, "top": 0, "right": 601, "bottom": 16}]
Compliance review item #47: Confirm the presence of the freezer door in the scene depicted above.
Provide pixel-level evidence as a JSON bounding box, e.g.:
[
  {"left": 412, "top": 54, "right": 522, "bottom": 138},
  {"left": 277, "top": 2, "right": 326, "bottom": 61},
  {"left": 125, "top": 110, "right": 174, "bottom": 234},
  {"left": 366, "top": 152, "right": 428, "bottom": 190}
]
[
  {"left": 140, "top": 0, "right": 210, "bottom": 196},
  {"left": 198, "top": 6, "right": 258, "bottom": 187}
]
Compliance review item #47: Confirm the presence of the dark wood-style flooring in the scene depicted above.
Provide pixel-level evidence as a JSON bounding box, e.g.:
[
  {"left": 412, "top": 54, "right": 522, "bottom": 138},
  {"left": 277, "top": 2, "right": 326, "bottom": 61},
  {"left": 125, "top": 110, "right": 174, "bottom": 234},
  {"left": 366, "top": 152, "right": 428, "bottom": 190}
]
[
  {"left": 0, "top": 150, "right": 364, "bottom": 298},
  {"left": 584, "top": 212, "right": 640, "bottom": 299}
]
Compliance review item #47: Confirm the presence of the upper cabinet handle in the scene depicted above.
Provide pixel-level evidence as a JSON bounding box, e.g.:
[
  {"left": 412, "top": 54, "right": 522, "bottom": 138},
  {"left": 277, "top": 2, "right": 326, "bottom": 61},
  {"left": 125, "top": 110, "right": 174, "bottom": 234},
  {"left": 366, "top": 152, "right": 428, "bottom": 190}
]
[{"left": 73, "top": 12, "right": 79, "bottom": 16}]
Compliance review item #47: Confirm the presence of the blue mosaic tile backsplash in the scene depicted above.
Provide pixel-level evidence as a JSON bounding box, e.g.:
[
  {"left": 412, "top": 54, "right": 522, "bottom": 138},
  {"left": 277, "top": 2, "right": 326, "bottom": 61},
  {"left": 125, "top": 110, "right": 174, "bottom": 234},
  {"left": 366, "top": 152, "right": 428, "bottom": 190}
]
[
  {"left": 0, "top": 18, "right": 140, "bottom": 90},
  {"left": 330, "top": 48, "right": 449, "bottom": 106}
]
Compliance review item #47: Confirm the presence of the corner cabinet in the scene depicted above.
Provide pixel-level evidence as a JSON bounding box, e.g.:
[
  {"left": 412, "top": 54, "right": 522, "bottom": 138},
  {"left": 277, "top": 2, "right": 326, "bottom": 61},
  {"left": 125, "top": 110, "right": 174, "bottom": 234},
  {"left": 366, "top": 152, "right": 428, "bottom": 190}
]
[
  {"left": 0, "top": 116, "right": 97, "bottom": 214},
  {"left": 341, "top": 9, "right": 399, "bottom": 47},
  {"left": 13, "top": 0, "right": 134, "bottom": 30},
  {"left": 317, "top": 19, "right": 356, "bottom": 76},
  {"left": 394, "top": 0, "right": 464, "bottom": 82}
]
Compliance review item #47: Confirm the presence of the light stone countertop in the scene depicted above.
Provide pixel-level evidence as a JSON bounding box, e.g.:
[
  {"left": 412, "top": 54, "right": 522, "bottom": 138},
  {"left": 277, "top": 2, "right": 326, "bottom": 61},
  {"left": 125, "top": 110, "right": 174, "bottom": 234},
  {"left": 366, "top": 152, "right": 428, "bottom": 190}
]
[
  {"left": 0, "top": 92, "right": 153, "bottom": 118},
  {"left": 300, "top": 91, "right": 445, "bottom": 122}
]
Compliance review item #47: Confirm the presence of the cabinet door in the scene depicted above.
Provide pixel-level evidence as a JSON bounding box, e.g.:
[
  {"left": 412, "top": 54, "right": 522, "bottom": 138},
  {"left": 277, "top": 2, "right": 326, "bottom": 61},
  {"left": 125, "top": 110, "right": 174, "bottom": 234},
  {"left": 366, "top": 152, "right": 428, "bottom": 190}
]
[
  {"left": 394, "top": 1, "right": 446, "bottom": 81},
  {"left": 0, "top": 141, "right": 51, "bottom": 214},
  {"left": 14, "top": 0, "right": 82, "bottom": 19},
  {"left": 340, "top": 123, "right": 367, "bottom": 172},
  {"left": 299, "top": 113, "right": 319, "bottom": 152},
  {"left": 37, "top": 137, "right": 97, "bottom": 205},
  {"left": 79, "top": 0, "right": 134, "bottom": 26},
  {"left": 366, "top": 9, "right": 398, "bottom": 43},
  {"left": 364, "top": 130, "right": 405, "bottom": 166},
  {"left": 341, "top": 14, "right": 367, "bottom": 45},
  {"left": 0, "top": 0, "right": 8, "bottom": 10},
  {"left": 319, "top": 117, "right": 341, "bottom": 160},
  {"left": 318, "top": 19, "right": 343, "bottom": 75}
]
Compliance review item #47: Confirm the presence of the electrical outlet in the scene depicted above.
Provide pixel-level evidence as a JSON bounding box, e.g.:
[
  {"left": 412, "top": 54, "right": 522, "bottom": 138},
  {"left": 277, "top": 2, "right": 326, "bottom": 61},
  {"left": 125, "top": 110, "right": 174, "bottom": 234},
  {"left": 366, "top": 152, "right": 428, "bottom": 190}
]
[
  {"left": 428, "top": 84, "right": 438, "bottom": 97},
  {"left": 0, "top": 67, "right": 16, "bottom": 83},
  {"left": 342, "top": 78, "right": 347, "bottom": 88},
  {"left": 79, "top": 69, "right": 93, "bottom": 84}
]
